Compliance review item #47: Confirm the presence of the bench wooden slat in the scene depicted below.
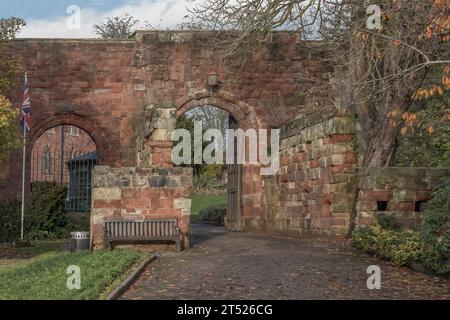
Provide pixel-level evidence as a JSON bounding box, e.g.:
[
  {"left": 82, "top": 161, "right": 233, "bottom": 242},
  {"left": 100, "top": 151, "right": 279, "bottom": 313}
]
[{"left": 104, "top": 219, "right": 181, "bottom": 251}]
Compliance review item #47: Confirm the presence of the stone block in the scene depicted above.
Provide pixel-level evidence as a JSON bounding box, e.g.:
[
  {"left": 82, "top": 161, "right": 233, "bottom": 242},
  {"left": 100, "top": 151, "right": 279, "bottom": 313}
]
[
  {"left": 92, "top": 166, "right": 110, "bottom": 175},
  {"left": 327, "top": 117, "right": 355, "bottom": 135},
  {"left": 148, "top": 176, "right": 167, "bottom": 187},
  {"left": 92, "top": 175, "right": 108, "bottom": 188},
  {"left": 360, "top": 190, "right": 392, "bottom": 201},
  {"left": 93, "top": 187, "right": 122, "bottom": 200},
  {"left": 393, "top": 189, "right": 416, "bottom": 202},
  {"left": 152, "top": 128, "right": 172, "bottom": 141},
  {"left": 134, "top": 83, "right": 146, "bottom": 91},
  {"left": 154, "top": 117, "right": 176, "bottom": 130},
  {"left": 330, "top": 174, "right": 350, "bottom": 184},
  {"left": 330, "top": 134, "right": 353, "bottom": 144},
  {"left": 331, "top": 154, "right": 345, "bottom": 165}
]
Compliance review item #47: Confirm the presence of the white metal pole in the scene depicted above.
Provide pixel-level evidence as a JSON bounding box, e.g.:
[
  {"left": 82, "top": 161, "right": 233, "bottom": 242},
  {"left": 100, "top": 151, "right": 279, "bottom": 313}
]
[{"left": 21, "top": 126, "right": 26, "bottom": 240}]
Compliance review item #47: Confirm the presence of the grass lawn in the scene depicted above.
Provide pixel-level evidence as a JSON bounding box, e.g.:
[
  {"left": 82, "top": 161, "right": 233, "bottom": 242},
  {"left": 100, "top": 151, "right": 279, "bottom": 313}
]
[
  {"left": 0, "top": 240, "right": 66, "bottom": 271},
  {"left": 9, "top": 241, "right": 64, "bottom": 257},
  {"left": 191, "top": 194, "right": 227, "bottom": 223},
  {"left": 0, "top": 249, "right": 145, "bottom": 300}
]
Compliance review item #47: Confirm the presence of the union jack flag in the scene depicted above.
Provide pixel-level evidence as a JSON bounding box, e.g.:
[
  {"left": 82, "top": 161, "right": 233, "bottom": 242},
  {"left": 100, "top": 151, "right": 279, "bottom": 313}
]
[{"left": 20, "top": 73, "right": 31, "bottom": 136}]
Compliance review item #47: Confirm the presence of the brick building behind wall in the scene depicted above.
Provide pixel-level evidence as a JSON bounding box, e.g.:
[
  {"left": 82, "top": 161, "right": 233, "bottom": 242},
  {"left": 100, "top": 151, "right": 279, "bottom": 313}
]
[{"left": 31, "top": 125, "right": 96, "bottom": 185}]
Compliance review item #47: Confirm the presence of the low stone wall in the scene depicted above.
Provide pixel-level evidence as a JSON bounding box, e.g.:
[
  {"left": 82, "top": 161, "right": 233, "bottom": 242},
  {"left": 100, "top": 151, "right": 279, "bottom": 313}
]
[
  {"left": 356, "top": 167, "right": 450, "bottom": 228},
  {"left": 262, "top": 115, "right": 357, "bottom": 237},
  {"left": 90, "top": 166, "right": 192, "bottom": 249},
  {"left": 263, "top": 115, "right": 450, "bottom": 237}
]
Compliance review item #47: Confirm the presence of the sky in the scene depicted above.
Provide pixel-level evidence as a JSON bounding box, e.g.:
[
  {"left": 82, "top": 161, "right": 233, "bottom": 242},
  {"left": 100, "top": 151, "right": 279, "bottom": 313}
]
[{"left": 0, "top": 0, "right": 195, "bottom": 38}]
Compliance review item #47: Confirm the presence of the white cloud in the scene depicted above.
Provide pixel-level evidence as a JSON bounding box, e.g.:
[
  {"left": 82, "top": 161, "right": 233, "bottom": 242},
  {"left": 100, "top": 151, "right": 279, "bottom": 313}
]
[{"left": 19, "top": 0, "right": 194, "bottom": 38}]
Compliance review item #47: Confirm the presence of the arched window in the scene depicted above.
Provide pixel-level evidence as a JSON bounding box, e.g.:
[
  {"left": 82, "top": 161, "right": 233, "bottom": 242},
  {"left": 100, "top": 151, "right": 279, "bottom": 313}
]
[{"left": 41, "top": 145, "right": 52, "bottom": 175}]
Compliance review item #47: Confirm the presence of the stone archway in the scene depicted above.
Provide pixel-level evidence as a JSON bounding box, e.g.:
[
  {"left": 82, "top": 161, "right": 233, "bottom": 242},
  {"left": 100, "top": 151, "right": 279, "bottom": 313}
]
[
  {"left": 27, "top": 113, "right": 110, "bottom": 162},
  {"left": 177, "top": 96, "right": 254, "bottom": 129},
  {"left": 175, "top": 95, "right": 263, "bottom": 231},
  {"left": 25, "top": 112, "right": 111, "bottom": 193}
]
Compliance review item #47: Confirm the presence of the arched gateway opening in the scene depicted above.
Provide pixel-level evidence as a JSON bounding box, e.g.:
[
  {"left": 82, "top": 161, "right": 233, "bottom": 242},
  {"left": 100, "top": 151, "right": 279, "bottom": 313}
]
[
  {"left": 175, "top": 95, "right": 262, "bottom": 233},
  {"left": 30, "top": 125, "right": 97, "bottom": 213},
  {"left": 176, "top": 104, "right": 242, "bottom": 230},
  {"left": 24, "top": 114, "right": 104, "bottom": 231}
]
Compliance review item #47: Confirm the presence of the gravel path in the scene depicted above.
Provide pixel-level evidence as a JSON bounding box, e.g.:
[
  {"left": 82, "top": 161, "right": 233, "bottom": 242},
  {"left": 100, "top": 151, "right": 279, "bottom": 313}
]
[{"left": 120, "top": 224, "right": 450, "bottom": 300}]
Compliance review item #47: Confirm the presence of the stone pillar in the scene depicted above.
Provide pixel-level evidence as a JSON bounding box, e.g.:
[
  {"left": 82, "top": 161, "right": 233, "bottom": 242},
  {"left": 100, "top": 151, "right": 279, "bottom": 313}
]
[
  {"left": 135, "top": 103, "right": 177, "bottom": 169},
  {"left": 147, "top": 105, "right": 176, "bottom": 167},
  {"left": 90, "top": 166, "right": 192, "bottom": 250}
]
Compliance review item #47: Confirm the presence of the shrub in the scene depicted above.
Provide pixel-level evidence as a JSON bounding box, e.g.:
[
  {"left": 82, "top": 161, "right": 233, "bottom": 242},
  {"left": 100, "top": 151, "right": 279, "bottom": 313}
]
[
  {"left": 67, "top": 213, "right": 91, "bottom": 232},
  {"left": 25, "top": 182, "right": 69, "bottom": 240},
  {"left": 0, "top": 201, "right": 21, "bottom": 243},
  {"left": 352, "top": 221, "right": 422, "bottom": 266},
  {"left": 193, "top": 174, "right": 226, "bottom": 195},
  {"left": 198, "top": 204, "right": 227, "bottom": 225},
  {"left": 391, "top": 231, "right": 423, "bottom": 266},
  {"left": 0, "top": 182, "right": 70, "bottom": 243},
  {"left": 376, "top": 214, "right": 401, "bottom": 231},
  {"left": 420, "top": 181, "right": 450, "bottom": 274},
  {"left": 352, "top": 225, "right": 377, "bottom": 254}
]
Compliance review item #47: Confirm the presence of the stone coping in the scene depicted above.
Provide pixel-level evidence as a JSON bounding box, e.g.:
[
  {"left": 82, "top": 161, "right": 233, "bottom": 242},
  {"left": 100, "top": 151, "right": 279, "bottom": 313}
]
[{"left": 280, "top": 114, "right": 354, "bottom": 140}]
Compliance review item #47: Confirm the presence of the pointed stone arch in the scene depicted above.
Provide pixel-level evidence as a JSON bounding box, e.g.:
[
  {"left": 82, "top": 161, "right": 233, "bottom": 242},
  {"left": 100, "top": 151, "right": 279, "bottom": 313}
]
[
  {"left": 176, "top": 94, "right": 260, "bottom": 130},
  {"left": 24, "top": 112, "right": 111, "bottom": 194}
]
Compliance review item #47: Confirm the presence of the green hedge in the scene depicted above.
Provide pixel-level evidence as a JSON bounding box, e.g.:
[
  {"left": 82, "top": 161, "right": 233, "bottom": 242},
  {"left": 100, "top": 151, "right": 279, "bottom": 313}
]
[
  {"left": 25, "top": 182, "right": 69, "bottom": 240},
  {"left": 352, "top": 181, "right": 450, "bottom": 274},
  {"left": 420, "top": 181, "right": 450, "bottom": 274},
  {"left": 352, "top": 223, "right": 423, "bottom": 266},
  {"left": 0, "top": 182, "right": 70, "bottom": 242}
]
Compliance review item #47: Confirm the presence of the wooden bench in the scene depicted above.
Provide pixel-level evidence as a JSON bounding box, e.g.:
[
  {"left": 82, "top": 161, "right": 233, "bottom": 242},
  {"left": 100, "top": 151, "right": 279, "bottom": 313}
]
[{"left": 104, "top": 219, "right": 182, "bottom": 251}]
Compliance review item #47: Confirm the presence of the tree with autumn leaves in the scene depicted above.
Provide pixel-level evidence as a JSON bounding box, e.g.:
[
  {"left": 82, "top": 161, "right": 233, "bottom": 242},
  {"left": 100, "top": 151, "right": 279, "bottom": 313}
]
[
  {"left": 395, "top": 90, "right": 450, "bottom": 167},
  {"left": 0, "top": 17, "right": 26, "bottom": 164},
  {"left": 186, "top": 0, "right": 449, "bottom": 166}
]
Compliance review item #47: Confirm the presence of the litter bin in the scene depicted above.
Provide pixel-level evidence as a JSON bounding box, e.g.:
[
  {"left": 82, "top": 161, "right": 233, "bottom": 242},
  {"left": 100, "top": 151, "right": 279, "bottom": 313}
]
[{"left": 70, "top": 231, "right": 90, "bottom": 252}]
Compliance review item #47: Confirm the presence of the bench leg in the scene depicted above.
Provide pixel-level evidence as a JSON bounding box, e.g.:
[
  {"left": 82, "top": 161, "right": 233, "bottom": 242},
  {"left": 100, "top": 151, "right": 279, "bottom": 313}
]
[
  {"left": 176, "top": 238, "right": 181, "bottom": 252},
  {"left": 182, "top": 233, "right": 190, "bottom": 251}
]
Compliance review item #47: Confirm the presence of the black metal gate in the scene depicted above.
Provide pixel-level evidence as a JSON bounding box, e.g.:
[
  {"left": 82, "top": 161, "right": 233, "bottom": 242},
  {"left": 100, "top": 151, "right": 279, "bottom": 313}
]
[{"left": 66, "top": 152, "right": 97, "bottom": 212}]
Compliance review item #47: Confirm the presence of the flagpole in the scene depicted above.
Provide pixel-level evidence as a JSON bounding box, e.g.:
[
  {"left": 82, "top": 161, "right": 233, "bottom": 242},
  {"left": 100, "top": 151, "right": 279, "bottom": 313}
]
[
  {"left": 20, "top": 71, "right": 28, "bottom": 240},
  {"left": 21, "top": 126, "right": 26, "bottom": 240}
]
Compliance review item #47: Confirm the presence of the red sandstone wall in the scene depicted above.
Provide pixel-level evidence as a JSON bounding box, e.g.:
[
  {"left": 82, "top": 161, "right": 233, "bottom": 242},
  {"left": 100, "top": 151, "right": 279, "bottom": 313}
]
[
  {"left": 1, "top": 31, "right": 336, "bottom": 204},
  {"left": 356, "top": 167, "right": 450, "bottom": 228},
  {"left": 1, "top": 39, "right": 140, "bottom": 202},
  {"left": 262, "top": 116, "right": 357, "bottom": 237}
]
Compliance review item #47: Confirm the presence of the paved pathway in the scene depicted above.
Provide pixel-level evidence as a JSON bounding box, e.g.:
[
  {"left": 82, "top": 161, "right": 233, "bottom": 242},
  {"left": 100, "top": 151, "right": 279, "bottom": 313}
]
[{"left": 120, "top": 224, "right": 450, "bottom": 300}]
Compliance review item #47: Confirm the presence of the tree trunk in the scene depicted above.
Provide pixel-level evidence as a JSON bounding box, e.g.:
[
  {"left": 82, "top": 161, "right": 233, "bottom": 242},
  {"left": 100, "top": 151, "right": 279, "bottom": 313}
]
[{"left": 364, "top": 121, "right": 399, "bottom": 167}]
